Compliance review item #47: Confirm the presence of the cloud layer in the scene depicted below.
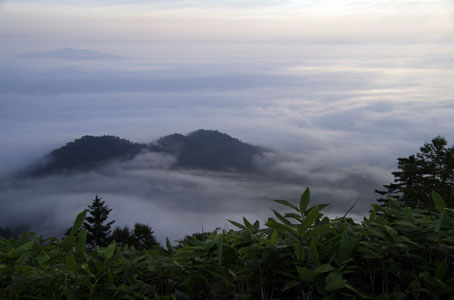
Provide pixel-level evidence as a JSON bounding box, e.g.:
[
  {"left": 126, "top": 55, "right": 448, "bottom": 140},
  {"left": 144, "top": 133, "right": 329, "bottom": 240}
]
[{"left": 0, "top": 0, "right": 453, "bottom": 243}]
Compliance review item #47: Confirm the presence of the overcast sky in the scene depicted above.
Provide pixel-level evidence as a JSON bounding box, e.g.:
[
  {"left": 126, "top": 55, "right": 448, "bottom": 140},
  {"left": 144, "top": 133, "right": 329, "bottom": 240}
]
[{"left": 0, "top": 0, "right": 453, "bottom": 242}]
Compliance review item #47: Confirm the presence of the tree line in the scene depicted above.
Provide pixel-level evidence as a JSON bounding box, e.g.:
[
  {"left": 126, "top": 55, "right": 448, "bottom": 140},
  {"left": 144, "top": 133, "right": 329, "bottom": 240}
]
[{"left": 65, "top": 195, "right": 158, "bottom": 250}]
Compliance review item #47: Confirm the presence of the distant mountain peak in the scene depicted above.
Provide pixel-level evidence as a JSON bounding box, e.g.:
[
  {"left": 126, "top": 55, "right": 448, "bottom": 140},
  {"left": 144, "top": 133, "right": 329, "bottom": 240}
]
[
  {"left": 20, "top": 48, "right": 128, "bottom": 61},
  {"left": 25, "top": 130, "right": 264, "bottom": 176},
  {"left": 155, "top": 129, "right": 263, "bottom": 171}
]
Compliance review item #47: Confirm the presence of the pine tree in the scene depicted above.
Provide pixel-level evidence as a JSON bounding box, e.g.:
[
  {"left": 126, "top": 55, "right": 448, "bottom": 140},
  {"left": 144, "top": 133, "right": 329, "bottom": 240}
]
[{"left": 84, "top": 195, "right": 115, "bottom": 247}]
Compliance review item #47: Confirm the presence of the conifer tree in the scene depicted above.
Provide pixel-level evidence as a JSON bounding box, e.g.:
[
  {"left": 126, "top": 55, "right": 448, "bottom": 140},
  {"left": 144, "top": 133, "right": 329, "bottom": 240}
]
[{"left": 84, "top": 195, "right": 115, "bottom": 247}]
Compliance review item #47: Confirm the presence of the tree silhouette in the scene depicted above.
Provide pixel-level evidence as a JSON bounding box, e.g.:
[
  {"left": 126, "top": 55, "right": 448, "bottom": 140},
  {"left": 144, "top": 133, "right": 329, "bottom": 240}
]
[
  {"left": 112, "top": 223, "right": 158, "bottom": 250},
  {"left": 132, "top": 223, "right": 158, "bottom": 250},
  {"left": 377, "top": 136, "right": 454, "bottom": 208},
  {"left": 84, "top": 195, "right": 115, "bottom": 247},
  {"left": 0, "top": 226, "right": 12, "bottom": 239}
]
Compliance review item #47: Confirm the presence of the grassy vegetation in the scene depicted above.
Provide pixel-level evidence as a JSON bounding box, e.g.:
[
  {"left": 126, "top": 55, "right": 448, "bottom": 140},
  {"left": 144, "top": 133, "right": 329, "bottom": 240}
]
[{"left": 1, "top": 189, "right": 453, "bottom": 299}]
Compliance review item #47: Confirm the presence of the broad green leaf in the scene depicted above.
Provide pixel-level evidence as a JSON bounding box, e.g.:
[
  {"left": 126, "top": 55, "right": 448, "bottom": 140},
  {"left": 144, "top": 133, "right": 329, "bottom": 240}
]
[
  {"left": 265, "top": 219, "right": 297, "bottom": 235},
  {"left": 70, "top": 210, "right": 87, "bottom": 236},
  {"left": 369, "top": 210, "right": 376, "bottom": 222},
  {"left": 15, "top": 241, "right": 34, "bottom": 252},
  {"left": 66, "top": 253, "right": 77, "bottom": 272},
  {"left": 325, "top": 271, "right": 345, "bottom": 291},
  {"left": 228, "top": 220, "right": 246, "bottom": 230},
  {"left": 270, "top": 230, "right": 277, "bottom": 245},
  {"left": 75, "top": 229, "right": 87, "bottom": 254},
  {"left": 307, "top": 241, "right": 319, "bottom": 266},
  {"left": 243, "top": 217, "right": 258, "bottom": 234},
  {"left": 283, "top": 280, "right": 301, "bottom": 291},
  {"left": 285, "top": 213, "right": 303, "bottom": 222},
  {"left": 104, "top": 241, "right": 116, "bottom": 259},
  {"left": 432, "top": 191, "right": 446, "bottom": 212},
  {"left": 434, "top": 210, "right": 446, "bottom": 232},
  {"left": 272, "top": 209, "right": 292, "bottom": 225},
  {"left": 387, "top": 196, "right": 400, "bottom": 209},
  {"left": 298, "top": 206, "right": 319, "bottom": 235},
  {"left": 363, "top": 248, "right": 384, "bottom": 259},
  {"left": 253, "top": 220, "right": 260, "bottom": 232},
  {"left": 61, "top": 236, "right": 76, "bottom": 252},
  {"left": 306, "top": 203, "right": 330, "bottom": 215},
  {"left": 435, "top": 257, "right": 448, "bottom": 280},
  {"left": 243, "top": 217, "right": 253, "bottom": 229},
  {"left": 296, "top": 266, "right": 316, "bottom": 282},
  {"left": 274, "top": 199, "right": 300, "bottom": 212},
  {"left": 217, "top": 234, "right": 223, "bottom": 266},
  {"left": 166, "top": 237, "right": 173, "bottom": 254},
  {"left": 300, "top": 187, "right": 310, "bottom": 214},
  {"left": 325, "top": 279, "right": 345, "bottom": 291},
  {"left": 339, "top": 231, "right": 353, "bottom": 261},
  {"left": 315, "top": 264, "right": 335, "bottom": 275},
  {"left": 345, "top": 284, "right": 371, "bottom": 299},
  {"left": 293, "top": 242, "right": 304, "bottom": 261},
  {"left": 38, "top": 250, "right": 50, "bottom": 269}
]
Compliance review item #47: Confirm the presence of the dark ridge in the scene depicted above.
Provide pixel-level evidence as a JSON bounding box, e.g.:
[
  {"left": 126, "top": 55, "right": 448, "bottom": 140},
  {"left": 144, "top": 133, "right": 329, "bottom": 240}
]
[
  {"left": 25, "top": 129, "right": 265, "bottom": 176},
  {"left": 20, "top": 48, "right": 127, "bottom": 61},
  {"left": 28, "top": 135, "right": 147, "bottom": 176},
  {"left": 155, "top": 129, "right": 263, "bottom": 171}
]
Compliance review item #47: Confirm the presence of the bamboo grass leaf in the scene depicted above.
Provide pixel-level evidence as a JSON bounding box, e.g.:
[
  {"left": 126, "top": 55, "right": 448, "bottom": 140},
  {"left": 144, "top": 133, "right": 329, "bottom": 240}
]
[
  {"left": 308, "top": 241, "right": 319, "bottom": 266},
  {"left": 432, "top": 191, "right": 446, "bottom": 212},
  {"left": 274, "top": 199, "right": 300, "bottom": 212},
  {"left": 265, "top": 218, "right": 297, "bottom": 235},
  {"left": 272, "top": 209, "right": 292, "bottom": 225},
  {"left": 75, "top": 229, "right": 87, "bottom": 255},
  {"left": 297, "top": 266, "right": 316, "bottom": 282},
  {"left": 66, "top": 253, "right": 77, "bottom": 272},
  {"left": 166, "top": 237, "right": 173, "bottom": 254},
  {"left": 435, "top": 258, "right": 448, "bottom": 280},
  {"left": 270, "top": 230, "right": 277, "bottom": 245},
  {"left": 104, "top": 240, "right": 116, "bottom": 260},
  {"left": 227, "top": 220, "right": 246, "bottom": 230},
  {"left": 217, "top": 234, "right": 223, "bottom": 266},
  {"left": 300, "top": 187, "right": 310, "bottom": 215},
  {"left": 325, "top": 274, "right": 345, "bottom": 291},
  {"left": 293, "top": 242, "right": 304, "bottom": 261},
  {"left": 298, "top": 206, "right": 319, "bottom": 235},
  {"left": 38, "top": 250, "right": 50, "bottom": 270},
  {"left": 435, "top": 210, "right": 446, "bottom": 233},
  {"left": 339, "top": 231, "right": 353, "bottom": 262},
  {"left": 70, "top": 210, "right": 87, "bottom": 236}
]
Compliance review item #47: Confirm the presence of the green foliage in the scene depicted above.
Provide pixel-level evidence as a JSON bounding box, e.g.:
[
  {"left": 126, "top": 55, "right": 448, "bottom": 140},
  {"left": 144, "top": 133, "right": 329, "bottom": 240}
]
[
  {"left": 1, "top": 189, "right": 454, "bottom": 299},
  {"left": 377, "top": 136, "right": 454, "bottom": 209}
]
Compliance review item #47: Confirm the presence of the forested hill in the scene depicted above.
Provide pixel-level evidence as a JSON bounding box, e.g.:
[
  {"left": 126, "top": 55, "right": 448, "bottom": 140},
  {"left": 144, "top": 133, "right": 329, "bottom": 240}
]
[
  {"left": 157, "top": 129, "right": 262, "bottom": 171},
  {"left": 26, "top": 130, "right": 264, "bottom": 176},
  {"left": 29, "top": 135, "right": 147, "bottom": 175}
]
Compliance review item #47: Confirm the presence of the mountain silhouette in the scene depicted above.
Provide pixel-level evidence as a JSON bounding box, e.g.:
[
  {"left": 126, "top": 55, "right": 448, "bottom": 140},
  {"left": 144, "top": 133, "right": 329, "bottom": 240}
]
[
  {"left": 157, "top": 129, "right": 262, "bottom": 171},
  {"left": 26, "top": 130, "right": 263, "bottom": 176},
  {"left": 28, "top": 135, "right": 147, "bottom": 175},
  {"left": 20, "top": 48, "right": 127, "bottom": 61}
]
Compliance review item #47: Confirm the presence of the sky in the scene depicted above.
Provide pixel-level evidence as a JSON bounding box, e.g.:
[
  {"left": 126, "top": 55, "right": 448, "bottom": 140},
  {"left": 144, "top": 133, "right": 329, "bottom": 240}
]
[{"left": 0, "top": 0, "right": 453, "bottom": 242}]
